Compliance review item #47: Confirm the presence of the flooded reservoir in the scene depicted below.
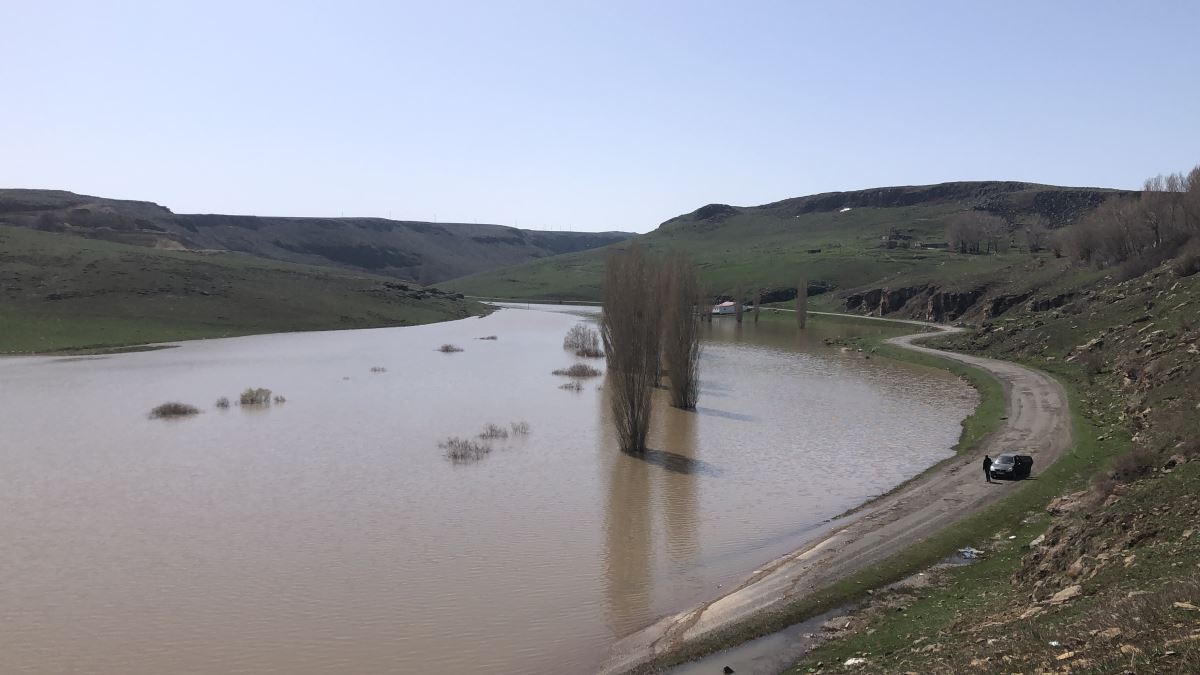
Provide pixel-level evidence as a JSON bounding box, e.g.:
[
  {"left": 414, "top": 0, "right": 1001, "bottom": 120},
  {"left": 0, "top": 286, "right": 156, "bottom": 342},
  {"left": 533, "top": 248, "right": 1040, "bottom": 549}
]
[{"left": 0, "top": 306, "right": 976, "bottom": 674}]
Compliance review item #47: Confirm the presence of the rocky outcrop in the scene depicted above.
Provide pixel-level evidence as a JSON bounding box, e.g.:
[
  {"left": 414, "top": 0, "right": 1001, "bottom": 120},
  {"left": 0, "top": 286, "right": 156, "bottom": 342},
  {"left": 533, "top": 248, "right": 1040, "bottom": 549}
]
[
  {"left": 925, "top": 288, "right": 985, "bottom": 321},
  {"left": 846, "top": 284, "right": 986, "bottom": 321},
  {"left": 1026, "top": 292, "right": 1075, "bottom": 312},
  {"left": 986, "top": 291, "right": 1035, "bottom": 318}
]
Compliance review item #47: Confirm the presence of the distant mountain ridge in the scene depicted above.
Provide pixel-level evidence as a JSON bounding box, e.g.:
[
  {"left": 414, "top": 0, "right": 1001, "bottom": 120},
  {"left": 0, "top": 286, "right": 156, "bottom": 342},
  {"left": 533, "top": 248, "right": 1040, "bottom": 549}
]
[
  {"left": 0, "top": 189, "right": 633, "bottom": 284},
  {"left": 661, "top": 181, "right": 1128, "bottom": 232}
]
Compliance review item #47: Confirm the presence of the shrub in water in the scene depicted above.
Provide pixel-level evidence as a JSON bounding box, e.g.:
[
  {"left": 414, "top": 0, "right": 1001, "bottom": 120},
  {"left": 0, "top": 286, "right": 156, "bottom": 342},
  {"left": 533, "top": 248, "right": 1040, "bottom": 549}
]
[
  {"left": 559, "top": 381, "right": 583, "bottom": 392},
  {"left": 273, "top": 395, "right": 287, "bottom": 404},
  {"left": 552, "top": 363, "right": 602, "bottom": 378},
  {"left": 370, "top": 366, "right": 387, "bottom": 373},
  {"left": 478, "top": 335, "right": 499, "bottom": 341},
  {"left": 440, "top": 437, "right": 491, "bottom": 463},
  {"left": 214, "top": 397, "right": 231, "bottom": 409},
  {"left": 150, "top": 402, "right": 200, "bottom": 418},
  {"left": 510, "top": 421, "right": 531, "bottom": 435},
  {"left": 240, "top": 388, "right": 273, "bottom": 405},
  {"left": 563, "top": 324, "right": 603, "bottom": 358},
  {"left": 479, "top": 423, "right": 509, "bottom": 439},
  {"left": 438, "top": 344, "right": 464, "bottom": 353}
]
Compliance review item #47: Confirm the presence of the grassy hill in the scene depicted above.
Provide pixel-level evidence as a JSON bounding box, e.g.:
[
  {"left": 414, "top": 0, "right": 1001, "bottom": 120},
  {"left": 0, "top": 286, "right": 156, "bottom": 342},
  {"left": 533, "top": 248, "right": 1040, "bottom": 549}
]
[
  {"left": 0, "top": 189, "right": 633, "bottom": 285},
  {"left": 443, "top": 181, "right": 1129, "bottom": 302},
  {"left": 0, "top": 225, "right": 482, "bottom": 353}
]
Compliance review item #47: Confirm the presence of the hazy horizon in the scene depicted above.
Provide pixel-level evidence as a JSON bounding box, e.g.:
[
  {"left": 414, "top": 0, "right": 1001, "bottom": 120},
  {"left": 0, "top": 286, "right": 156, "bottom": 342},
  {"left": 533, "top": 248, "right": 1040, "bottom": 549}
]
[{"left": 4, "top": 1, "right": 1198, "bottom": 232}]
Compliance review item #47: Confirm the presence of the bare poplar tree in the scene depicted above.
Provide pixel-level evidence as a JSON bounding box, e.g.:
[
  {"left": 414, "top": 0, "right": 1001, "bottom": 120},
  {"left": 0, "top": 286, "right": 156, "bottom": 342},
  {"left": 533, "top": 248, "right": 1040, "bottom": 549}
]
[
  {"left": 796, "top": 279, "right": 808, "bottom": 329},
  {"left": 601, "top": 244, "right": 659, "bottom": 453},
  {"left": 661, "top": 256, "right": 701, "bottom": 409}
]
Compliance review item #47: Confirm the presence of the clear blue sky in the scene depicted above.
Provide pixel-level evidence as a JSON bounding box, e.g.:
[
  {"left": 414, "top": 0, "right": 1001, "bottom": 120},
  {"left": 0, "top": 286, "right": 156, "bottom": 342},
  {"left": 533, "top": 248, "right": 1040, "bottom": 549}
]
[{"left": 3, "top": 1, "right": 1198, "bottom": 232}]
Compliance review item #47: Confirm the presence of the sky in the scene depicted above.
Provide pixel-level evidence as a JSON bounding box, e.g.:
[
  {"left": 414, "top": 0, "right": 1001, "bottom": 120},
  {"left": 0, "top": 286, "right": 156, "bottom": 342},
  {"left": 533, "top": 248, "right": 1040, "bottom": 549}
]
[{"left": 2, "top": 1, "right": 1198, "bottom": 233}]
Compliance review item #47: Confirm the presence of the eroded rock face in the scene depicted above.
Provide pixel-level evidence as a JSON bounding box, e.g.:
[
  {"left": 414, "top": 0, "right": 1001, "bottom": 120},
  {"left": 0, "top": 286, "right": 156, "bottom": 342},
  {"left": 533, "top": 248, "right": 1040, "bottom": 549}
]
[
  {"left": 1027, "top": 292, "right": 1075, "bottom": 312},
  {"left": 986, "top": 291, "right": 1034, "bottom": 318},
  {"left": 844, "top": 284, "right": 986, "bottom": 321},
  {"left": 845, "top": 285, "right": 930, "bottom": 316},
  {"left": 924, "top": 288, "right": 984, "bottom": 322}
]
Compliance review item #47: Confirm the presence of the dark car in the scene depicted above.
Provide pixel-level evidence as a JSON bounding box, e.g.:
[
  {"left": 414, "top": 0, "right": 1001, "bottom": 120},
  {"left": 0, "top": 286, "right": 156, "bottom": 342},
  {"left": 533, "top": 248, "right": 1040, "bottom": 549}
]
[{"left": 989, "top": 453, "right": 1033, "bottom": 480}]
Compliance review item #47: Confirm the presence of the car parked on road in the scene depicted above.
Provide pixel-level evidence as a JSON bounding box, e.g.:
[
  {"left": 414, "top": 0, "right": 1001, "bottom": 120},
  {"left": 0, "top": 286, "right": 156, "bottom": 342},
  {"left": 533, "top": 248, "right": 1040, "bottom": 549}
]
[{"left": 989, "top": 453, "right": 1033, "bottom": 480}]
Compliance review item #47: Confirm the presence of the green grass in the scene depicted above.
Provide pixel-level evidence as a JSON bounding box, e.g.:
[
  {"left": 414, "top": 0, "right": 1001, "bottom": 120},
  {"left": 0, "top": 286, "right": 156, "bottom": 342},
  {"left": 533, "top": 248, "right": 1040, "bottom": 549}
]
[
  {"left": 0, "top": 225, "right": 483, "bottom": 353},
  {"left": 443, "top": 202, "right": 1039, "bottom": 302}
]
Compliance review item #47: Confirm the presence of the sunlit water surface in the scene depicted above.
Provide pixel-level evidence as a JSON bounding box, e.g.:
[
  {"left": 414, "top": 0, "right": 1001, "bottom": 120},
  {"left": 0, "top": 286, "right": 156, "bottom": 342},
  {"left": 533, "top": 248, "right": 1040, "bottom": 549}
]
[{"left": 0, "top": 306, "right": 975, "bottom": 674}]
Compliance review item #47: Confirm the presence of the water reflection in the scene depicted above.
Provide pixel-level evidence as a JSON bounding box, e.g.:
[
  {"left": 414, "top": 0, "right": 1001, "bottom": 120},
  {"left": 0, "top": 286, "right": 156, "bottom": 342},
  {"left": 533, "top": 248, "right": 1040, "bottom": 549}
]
[
  {"left": 601, "top": 386, "right": 655, "bottom": 634},
  {"left": 601, "top": 380, "right": 711, "bottom": 634},
  {"left": 658, "top": 408, "right": 700, "bottom": 569}
]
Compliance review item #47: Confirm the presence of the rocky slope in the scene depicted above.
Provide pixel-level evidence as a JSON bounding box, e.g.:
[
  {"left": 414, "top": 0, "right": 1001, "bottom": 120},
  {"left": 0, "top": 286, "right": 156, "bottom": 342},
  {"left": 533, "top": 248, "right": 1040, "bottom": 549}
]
[
  {"left": 0, "top": 189, "right": 632, "bottom": 285},
  {"left": 784, "top": 254, "right": 1200, "bottom": 674}
]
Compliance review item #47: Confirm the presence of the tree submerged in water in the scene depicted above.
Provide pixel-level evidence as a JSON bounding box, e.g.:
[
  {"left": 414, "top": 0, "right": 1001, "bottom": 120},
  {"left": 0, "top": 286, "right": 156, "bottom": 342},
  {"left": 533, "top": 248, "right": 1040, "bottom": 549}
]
[
  {"left": 660, "top": 255, "right": 701, "bottom": 410},
  {"left": 601, "top": 246, "right": 702, "bottom": 451},
  {"left": 601, "top": 244, "right": 660, "bottom": 453}
]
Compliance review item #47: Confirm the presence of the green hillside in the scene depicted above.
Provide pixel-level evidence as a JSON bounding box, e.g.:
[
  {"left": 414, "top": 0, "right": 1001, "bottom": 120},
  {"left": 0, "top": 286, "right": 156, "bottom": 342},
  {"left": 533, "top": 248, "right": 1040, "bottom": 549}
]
[
  {"left": 443, "top": 181, "right": 1128, "bottom": 302},
  {"left": 0, "top": 189, "right": 633, "bottom": 285},
  {"left": 0, "top": 225, "right": 482, "bottom": 354}
]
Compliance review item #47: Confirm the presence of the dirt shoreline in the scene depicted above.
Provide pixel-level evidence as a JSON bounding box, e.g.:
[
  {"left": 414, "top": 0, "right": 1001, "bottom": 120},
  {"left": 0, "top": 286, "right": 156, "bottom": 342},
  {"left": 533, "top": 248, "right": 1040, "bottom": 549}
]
[{"left": 599, "top": 318, "right": 1073, "bottom": 674}]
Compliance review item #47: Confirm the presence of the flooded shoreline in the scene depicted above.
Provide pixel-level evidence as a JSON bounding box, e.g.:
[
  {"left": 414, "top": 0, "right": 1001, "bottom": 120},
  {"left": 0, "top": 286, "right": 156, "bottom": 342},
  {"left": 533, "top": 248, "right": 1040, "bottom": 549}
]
[{"left": 0, "top": 306, "right": 976, "bottom": 674}]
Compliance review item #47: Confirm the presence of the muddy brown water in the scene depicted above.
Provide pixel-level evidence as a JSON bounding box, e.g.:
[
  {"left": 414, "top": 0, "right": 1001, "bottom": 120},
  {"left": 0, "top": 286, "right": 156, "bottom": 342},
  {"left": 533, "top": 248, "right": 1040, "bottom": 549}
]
[{"left": 0, "top": 305, "right": 975, "bottom": 674}]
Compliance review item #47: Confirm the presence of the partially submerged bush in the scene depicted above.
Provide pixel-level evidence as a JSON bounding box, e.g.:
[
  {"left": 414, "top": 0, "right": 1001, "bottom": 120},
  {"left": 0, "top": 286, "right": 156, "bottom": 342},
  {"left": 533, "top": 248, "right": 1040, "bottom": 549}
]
[
  {"left": 479, "top": 423, "right": 509, "bottom": 439},
  {"left": 478, "top": 335, "right": 499, "bottom": 341},
  {"left": 559, "top": 381, "right": 583, "bottom": 392},
  {"left": 273, "top": 395, "right": 287, "bottom": 404},
  {"left": 150, "top": 402, "right": 200, "bottom": 419},
  {"left": 440, "top": 437, "right": 492, "bottom": 463},
  {"left": 510, "top": 421, "right": 531, "bottom": 435},
  {"left": 240, "top": 388, "right": 273, "bottom": 405},
  {"left": 563, "top": 324, "right": 603, "bottom": 357},
  {"left": 214, "top": 397, "right": 231, "bottom": 409},
  {"left": 438, "top": 344, "right": 464, "bottom": 353},
  {"left": 370, "top": 366, "right": 387, "bottom": 373},
  {"left": 552, "top": 363, "right": 602, "bottom": 378}
]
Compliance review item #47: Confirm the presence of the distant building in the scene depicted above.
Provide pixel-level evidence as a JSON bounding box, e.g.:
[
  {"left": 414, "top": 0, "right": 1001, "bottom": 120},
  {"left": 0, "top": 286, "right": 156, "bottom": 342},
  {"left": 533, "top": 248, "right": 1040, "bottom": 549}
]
[{"left": 712, "top": 301, "right": 738, "bottom": 315}]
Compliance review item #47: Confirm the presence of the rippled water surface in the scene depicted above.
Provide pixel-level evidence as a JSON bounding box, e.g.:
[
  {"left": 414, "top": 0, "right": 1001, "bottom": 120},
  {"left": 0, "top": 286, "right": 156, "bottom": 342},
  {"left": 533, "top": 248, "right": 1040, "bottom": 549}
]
[{"left": 0, "top": 306, "right": 975, "bottom": 674}]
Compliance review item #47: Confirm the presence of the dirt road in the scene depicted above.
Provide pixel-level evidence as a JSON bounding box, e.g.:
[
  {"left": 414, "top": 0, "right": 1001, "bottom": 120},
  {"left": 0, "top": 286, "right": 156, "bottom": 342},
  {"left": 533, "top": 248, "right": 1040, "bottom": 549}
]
[{"left": 600, "top": 319, "right": 1072, "bottom": 674}]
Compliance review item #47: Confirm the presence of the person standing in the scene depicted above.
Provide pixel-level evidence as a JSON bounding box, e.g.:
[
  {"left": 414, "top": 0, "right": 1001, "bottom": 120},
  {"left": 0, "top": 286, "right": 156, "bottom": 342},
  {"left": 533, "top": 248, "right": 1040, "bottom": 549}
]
[{"left": 983, "top": 454, "right": 993, "bottom": 483}]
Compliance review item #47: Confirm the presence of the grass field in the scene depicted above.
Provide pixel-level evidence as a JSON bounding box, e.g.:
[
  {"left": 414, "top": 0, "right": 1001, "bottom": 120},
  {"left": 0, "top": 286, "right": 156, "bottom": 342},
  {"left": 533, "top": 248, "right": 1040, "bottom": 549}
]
[
  {"left": 0, "top": 226, "right": 482, "bottom": 353},
  {"left": 439, "top": 176, "right": 1135, "bottom": 303},
  {"left": 444, "top": 203, "right": 1022, "bottom": 301}
]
